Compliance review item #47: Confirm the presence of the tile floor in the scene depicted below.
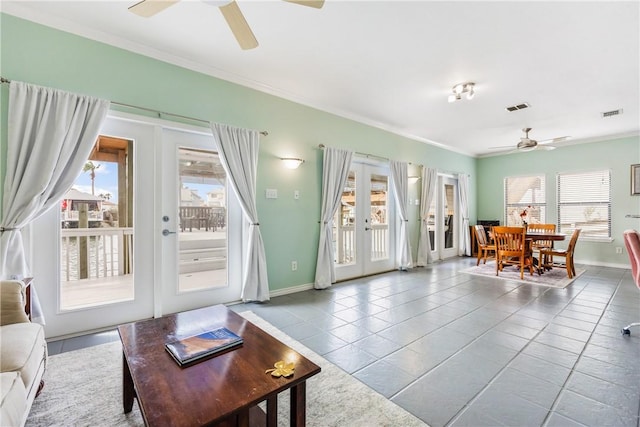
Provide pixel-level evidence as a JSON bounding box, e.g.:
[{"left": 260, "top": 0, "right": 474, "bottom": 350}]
[{"left": 48, "top": 257, "right": 640, "bottom": 427}]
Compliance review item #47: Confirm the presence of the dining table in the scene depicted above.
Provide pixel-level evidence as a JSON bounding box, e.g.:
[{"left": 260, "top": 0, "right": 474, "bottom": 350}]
[{"left": 525, "top": 231, "right": 567, "bottom": 274}]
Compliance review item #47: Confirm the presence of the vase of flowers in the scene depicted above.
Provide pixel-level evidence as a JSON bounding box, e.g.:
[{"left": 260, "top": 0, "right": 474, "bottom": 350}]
[{"left": 520, "top": 205, "right": 531, "bottom": 226}]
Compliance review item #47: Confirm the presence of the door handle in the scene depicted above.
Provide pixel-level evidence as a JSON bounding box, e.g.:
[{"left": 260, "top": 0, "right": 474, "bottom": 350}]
[
  {"left": 162, "top": 229, "right": 177, "bottom": 236},
  {"left": 364, "top": 227, "right": 371, "bottom": 231}
]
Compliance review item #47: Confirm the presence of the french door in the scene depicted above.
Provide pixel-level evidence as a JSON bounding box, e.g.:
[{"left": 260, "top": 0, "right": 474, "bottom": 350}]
[
  {"left": 31, "top": 113, "right": 243, "bottom": 338},
  {"left": 427, "top": 174, "right": 459, "bottom": 260},
  {"left": 334, "top": 161, "right": 395, "bottom": 281},
  {"left": 159, "top": 128, "right": 242, "bottom": 315},
  {"left": 32, "top": 115, "right": 156, "bottom": 338}
]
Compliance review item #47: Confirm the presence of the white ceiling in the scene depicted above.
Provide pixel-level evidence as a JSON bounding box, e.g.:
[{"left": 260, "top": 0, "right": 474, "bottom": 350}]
[{"left": 2, "top": 1, "right": 639, "bottom": 157}]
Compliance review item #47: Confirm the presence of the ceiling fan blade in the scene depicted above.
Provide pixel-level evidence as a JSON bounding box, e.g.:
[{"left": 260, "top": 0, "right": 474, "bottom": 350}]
[
  {"left": 538, "top": 136, "right": 571, "bottom": 145},
  {"left": 282, "top": 0, "right": 325, "bottom": 8},
  {"left": 488, "top": 145, "right": 513, "bottom": 150},
  {"left": 128, "top": 0, "right": 180, "bottom": 17},
  {"left": 538, "top": 145, "right": 557, "bottom": 151},
  {"left": 219, "top": 1, "right": 258, "bottom": 50}
]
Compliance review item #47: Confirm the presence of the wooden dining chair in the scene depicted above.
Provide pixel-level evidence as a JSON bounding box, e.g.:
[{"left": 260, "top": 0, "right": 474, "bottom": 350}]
[
  {"left": 540, "top": 229, "right": 581, "bottom": 278},
  {"left": 474, "top": 225, "right": 496, "bottom": 266},
  {"left": 493, "top": 226, "right": 534, "bottom": 279},
  {"left": 526, "top": 223, "right": 556, "bottom": 272}
]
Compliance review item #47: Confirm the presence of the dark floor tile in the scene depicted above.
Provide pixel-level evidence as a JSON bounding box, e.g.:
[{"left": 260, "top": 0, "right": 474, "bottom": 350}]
[
  {"left": 353, "top": 359, "right": 416, "bottom": 398},
  {"left": 545, "top": 412, "right": 589, "bottom": 427},
  {"left": 565, "top": 371, "right": 640, "bottom": 418},
  {"left": 574, "top": 355, "right": 640, "bottom": 390},
  {"left": 554, "top": 389, "right": 638, "bottom": 427},
  {"left": 392, "top": 378, "right": 468, "bottom": 427},
  {"left": 469, "top": 386, "right": 550, "bottom": 426},
  {"left": 323, "top": 344, "right": 378, "bottom": 374},
  {"left": 523, "top": 341, "right": 581, "bottom": 369},
  {"left": 509, "top": 352, "right": 572, "bottom": 387},
  {"left": 352, "top": 333, "right": 402, "bottom": 358},
  {"left": 534, "top": 331, "right": 587, "bottom": 355},
  {"left": 299, "top": 331, "right": 347, "bottom": 355},
  {"left": 491, "top": 367, "right": 562, "bottom": 409},
  {"left": 449, "top": 407, "right": 507, "bottom": 427}
]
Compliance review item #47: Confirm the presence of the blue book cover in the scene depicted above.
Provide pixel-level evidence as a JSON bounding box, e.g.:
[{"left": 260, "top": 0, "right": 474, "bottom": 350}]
[{"left": 165, "top": 327, "right": 243, "bottom": 366}]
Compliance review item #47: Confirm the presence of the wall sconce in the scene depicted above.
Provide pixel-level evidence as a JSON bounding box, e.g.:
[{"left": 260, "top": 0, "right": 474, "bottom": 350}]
[
  {"left": 281, "top": 158, "right": 304, "bottom": 169},
  {"left": 408, "top": 176, "right": 420, "bottom": 184}
]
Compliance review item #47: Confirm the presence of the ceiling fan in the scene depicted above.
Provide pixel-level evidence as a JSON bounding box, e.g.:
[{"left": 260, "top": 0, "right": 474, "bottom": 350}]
[
  {"left": 128, "top": 0, "right": 324, "bottom": 50},
  {"left": 489, "top": 128, "right": 571, "bottom": 153}
]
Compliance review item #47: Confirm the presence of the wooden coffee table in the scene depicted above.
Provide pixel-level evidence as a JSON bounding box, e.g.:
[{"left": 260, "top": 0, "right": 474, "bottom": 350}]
[{"left": 117, "top": 305, "right": 321, "bottom": 426}]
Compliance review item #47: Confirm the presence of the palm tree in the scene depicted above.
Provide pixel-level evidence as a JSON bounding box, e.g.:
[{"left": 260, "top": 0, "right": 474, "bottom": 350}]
[{"left": 83, "top": 161, "right": 100, "bottom": 195}]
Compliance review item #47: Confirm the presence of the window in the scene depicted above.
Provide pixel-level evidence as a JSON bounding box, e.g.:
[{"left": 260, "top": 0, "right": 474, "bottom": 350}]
[
  {"left": 557, "top": 170, "right": 611, "bottom": 239},
  {"left": 504, "top": 175, "right": 546, "bottom": 226}
]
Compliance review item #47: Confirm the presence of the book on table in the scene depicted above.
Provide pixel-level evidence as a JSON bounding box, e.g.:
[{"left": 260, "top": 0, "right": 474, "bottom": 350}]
[{"left": 165, "top": 327, "right": 243, "bottom": 366}]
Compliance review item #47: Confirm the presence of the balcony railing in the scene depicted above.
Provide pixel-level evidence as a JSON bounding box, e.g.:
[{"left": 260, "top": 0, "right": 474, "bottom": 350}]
[
  {"left": 60, "top": 227, "right": 133, "bottom": 281},
  {"left": 335, "top": 223, "right": 388, "bottom": 264}
]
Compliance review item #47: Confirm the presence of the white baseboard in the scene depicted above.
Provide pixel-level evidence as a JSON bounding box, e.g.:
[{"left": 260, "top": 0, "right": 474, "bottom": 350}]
[{"left": 269, "top": 282, "right": 315, "bottom": 298}]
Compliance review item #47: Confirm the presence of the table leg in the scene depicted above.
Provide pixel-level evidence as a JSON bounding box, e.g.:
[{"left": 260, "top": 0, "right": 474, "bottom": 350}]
[
  {"left": 237, "top": 409, "right": 250, "bottom": 427},
  {"left": 123, "top": 352, "right": 135, "bottom": 413},
  {"left": 290, "top": 381, "right": 306, "bottom": 427},
  {"left": 266, "top": 395, "right": 278, "bottom": 427}
]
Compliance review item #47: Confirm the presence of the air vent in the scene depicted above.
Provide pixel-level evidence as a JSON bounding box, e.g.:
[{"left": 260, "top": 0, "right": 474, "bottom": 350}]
[
  {"left": 601, "top": 109, "right": 623, "bottom": 118},
  {"left": 505, "top": 102, "right": 530, "bottom": 112}
]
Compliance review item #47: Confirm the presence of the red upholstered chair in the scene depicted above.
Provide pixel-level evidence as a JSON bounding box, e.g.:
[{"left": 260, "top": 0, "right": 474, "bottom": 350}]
[{"left": 621, "top": 229, "right": 640, "bottom": 336}]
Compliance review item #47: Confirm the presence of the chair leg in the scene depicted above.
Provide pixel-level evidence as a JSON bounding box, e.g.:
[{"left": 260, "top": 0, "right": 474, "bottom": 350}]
[{"left": 477, "top": 250, "right": 482, "bottom": 266}]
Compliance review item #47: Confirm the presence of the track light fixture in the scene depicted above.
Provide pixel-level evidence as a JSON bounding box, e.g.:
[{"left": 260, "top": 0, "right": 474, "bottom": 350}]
[{"left": 448, "top": 82, "right": 475, "bottom": 103}]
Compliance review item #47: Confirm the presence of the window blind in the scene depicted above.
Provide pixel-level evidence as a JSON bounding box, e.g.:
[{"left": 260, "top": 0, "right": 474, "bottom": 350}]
[
  {"left": 557, "top": 170, "right": 611, "bottom": 238},
  {"left": 504, "top": 175, "right": 546, "bottom": 226}
]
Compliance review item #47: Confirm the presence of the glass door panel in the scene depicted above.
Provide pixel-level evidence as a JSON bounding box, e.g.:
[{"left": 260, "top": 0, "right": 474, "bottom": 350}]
[
  {"left": 334, "top": 171, "right": 356, "bottom": 266},
  {"left": 177, "top": 148, "right": 227, "bottom": 292},
  {"left": 369, "top": 173, "right": 389, "bottom": 262}
]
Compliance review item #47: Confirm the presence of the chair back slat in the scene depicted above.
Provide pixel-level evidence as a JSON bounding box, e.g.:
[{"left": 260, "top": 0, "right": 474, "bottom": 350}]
[{"left": 475, "top": 225, "right": 488, "bottom": 246}]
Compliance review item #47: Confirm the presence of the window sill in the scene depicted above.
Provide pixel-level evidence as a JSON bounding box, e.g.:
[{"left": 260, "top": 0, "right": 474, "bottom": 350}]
[{"left": 579, "top": 237, "right": 614, "bottom": 243}]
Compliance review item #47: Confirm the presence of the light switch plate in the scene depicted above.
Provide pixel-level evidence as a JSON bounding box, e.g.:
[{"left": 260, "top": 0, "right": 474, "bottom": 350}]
[{"left": 266, "top": 189, "right": 278, "bottom": 199}]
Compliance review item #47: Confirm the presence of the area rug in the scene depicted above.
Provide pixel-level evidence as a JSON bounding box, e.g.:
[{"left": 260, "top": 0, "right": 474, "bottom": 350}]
[
  {"left": 462, "top": 261, "right": 584, "bottom": 288},
  {"left": 26, "top": 311, "right": 427, "bottom": 427}
]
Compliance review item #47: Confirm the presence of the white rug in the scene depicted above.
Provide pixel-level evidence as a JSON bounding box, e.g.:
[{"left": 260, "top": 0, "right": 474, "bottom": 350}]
[
  {"left": 26, "top": 311, "right": 427, "bottom": 427},
  {"left": 462, "top": 261, "right": 584, "bottom": 288}
]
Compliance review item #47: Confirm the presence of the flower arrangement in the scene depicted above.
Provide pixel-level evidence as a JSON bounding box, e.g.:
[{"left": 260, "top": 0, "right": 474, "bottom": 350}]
[{"left": 520, "top": 205, "right": 532, "bottom": 226}]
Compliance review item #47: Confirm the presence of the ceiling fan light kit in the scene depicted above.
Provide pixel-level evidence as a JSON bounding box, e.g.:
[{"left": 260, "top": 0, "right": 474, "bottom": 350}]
[{"left": 448, "top": 82, "right": 475, "bottom": 103}]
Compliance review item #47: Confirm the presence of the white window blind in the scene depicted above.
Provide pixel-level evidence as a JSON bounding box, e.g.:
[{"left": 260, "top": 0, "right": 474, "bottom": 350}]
[
  {"left": 504, "top": 175, "right": 546, "bottom": 226},
  {"left": 557, "top": 170, "right": 611, "bottom": 238}
]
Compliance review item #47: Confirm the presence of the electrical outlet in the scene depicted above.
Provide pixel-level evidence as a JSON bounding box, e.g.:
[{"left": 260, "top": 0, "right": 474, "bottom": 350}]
[
  {"left": 291, "top": 261, "right": 298, "bottom": 271},
  {"left": 615, "top": 247, "right": 623, "bottom": 254}
]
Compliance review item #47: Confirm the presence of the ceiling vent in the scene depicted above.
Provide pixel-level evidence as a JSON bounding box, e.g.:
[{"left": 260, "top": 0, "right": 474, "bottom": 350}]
[
  {"left": 506, "top": 103, "right": 530, "bottom": 112},
  {"left": 601, "top": 109, "right": 623, "bottom": 118}
]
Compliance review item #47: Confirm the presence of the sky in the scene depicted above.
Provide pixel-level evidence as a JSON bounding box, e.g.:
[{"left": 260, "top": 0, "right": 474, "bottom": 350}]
[{"left": 72, "top": 161, "right": 213, "bottom": 201}]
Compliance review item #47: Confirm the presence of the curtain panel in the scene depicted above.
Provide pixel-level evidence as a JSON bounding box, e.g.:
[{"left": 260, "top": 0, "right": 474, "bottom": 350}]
[
  {"left": 458, "top": 173, "right": 471, "bottom": 256},
  {"left": 314, "top": 147, "right": 353, "bottom": 289},
  {"left": 416, "top": 167, "right": 437, "bottom": 266},
  {"left": 0, "top": 81, "right": 110, "bottom": 323},
  {"left": 211, "top": 123, "right": 269, "bottom": 302},
  {"left": 390, "top": 160, "right": 412, "bottom": 269}
]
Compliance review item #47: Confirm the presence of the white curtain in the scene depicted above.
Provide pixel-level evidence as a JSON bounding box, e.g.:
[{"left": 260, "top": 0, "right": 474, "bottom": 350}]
[
  {"left": 417, "top": 167, "right": 437, "bottom": 266},
  {"left": 458, "top": 173, "right": 471, "bottom": 256},
  {"left": 390, "top": 160, "right": 412, "bottom": 270},
  {"left": 211, "top": 123, "right": 269, "bottom": 302},
  {"left": 0, "top": 81, "right": 110, "bottom": 324},
  {"left": 315, "top": 147, "right": 353, "bottom": 289}
]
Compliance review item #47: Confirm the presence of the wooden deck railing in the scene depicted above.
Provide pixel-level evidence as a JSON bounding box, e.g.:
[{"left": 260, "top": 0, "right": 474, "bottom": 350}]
[{"left": 61, "top": 227, "right": 133, "bottom": 281}]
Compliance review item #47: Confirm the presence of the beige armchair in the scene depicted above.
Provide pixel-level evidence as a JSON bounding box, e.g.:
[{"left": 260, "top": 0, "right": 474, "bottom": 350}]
[{"left": 0, "top": 280, "right": 48, "bottom": 427}]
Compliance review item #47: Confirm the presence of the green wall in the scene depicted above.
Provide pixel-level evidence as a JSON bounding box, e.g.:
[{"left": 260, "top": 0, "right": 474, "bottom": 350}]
[
  {"left": 477, "top": 136, "right": 640, "bottom": 266},
  {"left": 0, "top": 14, "right": 477, "bottom": 292}
]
